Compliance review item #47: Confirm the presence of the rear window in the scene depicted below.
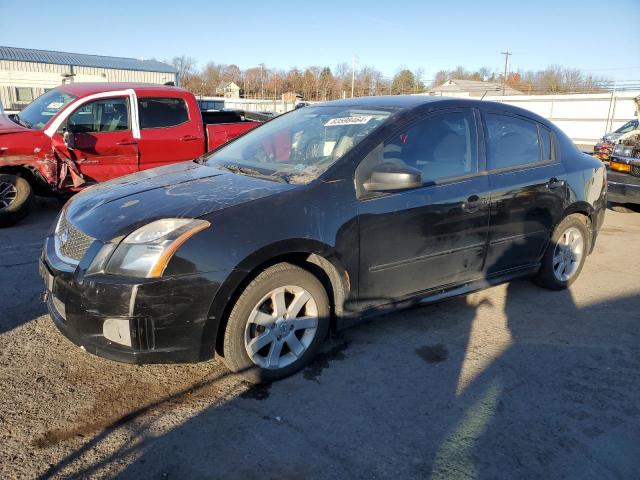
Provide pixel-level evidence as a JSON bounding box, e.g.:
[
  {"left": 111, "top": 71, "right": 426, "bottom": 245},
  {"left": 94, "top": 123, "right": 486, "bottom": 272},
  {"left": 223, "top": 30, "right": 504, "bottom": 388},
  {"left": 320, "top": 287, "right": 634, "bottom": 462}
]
[
  {"left": 138, "top": 98, "right": 189, "bottom": 129},
  {"left": 486, "top": 114, "right": 541, "bottom": 169}
]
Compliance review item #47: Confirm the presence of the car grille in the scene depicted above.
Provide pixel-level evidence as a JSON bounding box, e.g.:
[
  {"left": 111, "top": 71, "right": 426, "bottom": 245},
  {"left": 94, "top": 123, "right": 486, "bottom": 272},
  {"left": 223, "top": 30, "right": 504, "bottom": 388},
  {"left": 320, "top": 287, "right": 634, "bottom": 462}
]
[
  {"left": 56, "top": 215, "right": 94, "bottom": 263},
  {"left": 632, "top": 164, "right": 640, "bottom": 177}
]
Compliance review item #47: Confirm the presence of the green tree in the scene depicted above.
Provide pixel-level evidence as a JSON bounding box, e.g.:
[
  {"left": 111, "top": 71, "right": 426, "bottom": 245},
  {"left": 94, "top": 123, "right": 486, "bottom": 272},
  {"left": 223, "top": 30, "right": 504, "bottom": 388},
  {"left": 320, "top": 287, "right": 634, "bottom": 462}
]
[{"left": 392, "top": 69, "right": 417, "bottom": 94}]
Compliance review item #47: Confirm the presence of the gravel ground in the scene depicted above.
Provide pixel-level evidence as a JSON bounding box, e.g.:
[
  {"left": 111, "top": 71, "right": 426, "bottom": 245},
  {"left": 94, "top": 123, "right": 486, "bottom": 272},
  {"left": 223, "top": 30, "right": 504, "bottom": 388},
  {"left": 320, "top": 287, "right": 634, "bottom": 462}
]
[{"left": 1, "top": 199, "right": 639, "bottom": 479}]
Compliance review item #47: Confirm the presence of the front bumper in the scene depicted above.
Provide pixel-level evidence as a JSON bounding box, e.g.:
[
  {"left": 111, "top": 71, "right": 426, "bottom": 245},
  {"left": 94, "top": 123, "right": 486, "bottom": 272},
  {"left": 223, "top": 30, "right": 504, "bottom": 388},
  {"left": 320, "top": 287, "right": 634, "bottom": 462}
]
[
  {"left": 607, "top": 164, "right": 640, "bottom": 205},
  {"left": 40, "top": 236, "right": 221, "bottom": 364}
]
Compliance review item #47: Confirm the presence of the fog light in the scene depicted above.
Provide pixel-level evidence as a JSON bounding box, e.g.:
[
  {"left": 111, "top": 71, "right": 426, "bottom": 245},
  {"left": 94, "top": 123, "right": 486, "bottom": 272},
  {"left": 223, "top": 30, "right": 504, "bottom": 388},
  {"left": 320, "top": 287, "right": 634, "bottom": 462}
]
[
  {"left": 103, "top": 318, "right": 132, "bottom": 347},
  {"left": 610, "top": 161, "right": 631, "bottom": 173}
]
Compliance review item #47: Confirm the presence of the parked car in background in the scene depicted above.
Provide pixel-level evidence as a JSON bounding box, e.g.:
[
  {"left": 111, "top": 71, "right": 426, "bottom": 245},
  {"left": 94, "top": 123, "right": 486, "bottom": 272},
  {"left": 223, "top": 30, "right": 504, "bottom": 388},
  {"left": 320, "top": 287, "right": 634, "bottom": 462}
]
[
  {"left": 608, "top": 131, "right": 640, "bottom": 207},
  {"left": 0, "top": 83, "right": 262, "bottom": 226},
  {"left": 40, "top": 96, "right": 606, "bottom": 383},
  {"left": 594, "top": 119, "right": 639, "bottom": 160}
]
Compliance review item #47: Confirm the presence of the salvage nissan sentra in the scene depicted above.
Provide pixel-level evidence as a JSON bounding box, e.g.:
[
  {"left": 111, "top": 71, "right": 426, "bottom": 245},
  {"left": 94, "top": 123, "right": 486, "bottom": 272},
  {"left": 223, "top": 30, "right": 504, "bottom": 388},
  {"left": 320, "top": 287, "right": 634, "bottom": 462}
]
[{"left": 40, "top": 96, "right": 606, "bottom": 382}]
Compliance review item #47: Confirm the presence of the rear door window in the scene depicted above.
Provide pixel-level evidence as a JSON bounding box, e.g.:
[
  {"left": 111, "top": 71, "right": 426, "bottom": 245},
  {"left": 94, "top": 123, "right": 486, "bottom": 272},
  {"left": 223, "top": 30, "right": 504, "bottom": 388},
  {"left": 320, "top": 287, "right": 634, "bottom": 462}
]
[
  {"left": 138, "top": 98, "right": 189, "bottom": 129},
  {"left": 485, "top": 114, "right": 541, "bottom": 169}
]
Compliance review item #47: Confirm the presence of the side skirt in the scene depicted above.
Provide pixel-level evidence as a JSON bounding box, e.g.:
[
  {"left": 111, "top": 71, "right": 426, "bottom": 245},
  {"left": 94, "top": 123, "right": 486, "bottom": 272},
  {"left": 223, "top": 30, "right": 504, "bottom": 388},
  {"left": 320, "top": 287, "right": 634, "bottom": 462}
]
[{"left": 348, "top": 264, "right": 540, "bottom": 321}]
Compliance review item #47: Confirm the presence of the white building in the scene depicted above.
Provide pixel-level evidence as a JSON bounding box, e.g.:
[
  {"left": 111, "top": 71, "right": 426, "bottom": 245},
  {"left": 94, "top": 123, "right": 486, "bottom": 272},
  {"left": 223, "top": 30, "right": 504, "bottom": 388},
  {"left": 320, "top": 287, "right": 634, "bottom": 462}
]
[
  {"left": 0, "top": 46, "right": 177, "bottom": 111},
  {"left": 215, "top": 81, "right": 241, "bottom": 99}
]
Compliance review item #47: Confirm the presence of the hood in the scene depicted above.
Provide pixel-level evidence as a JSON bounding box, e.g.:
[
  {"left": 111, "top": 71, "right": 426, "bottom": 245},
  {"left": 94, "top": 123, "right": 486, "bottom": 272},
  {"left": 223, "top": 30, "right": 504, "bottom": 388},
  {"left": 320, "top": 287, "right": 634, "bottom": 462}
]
[
  {"left": 603, "top": 132, "right": 623, "bottom": 143},
  {"left": 66, "top": 161, "right": 295, "bottom": 240},
  {"left": 0, "top": 114, "right": 30, "bottom": 135}
]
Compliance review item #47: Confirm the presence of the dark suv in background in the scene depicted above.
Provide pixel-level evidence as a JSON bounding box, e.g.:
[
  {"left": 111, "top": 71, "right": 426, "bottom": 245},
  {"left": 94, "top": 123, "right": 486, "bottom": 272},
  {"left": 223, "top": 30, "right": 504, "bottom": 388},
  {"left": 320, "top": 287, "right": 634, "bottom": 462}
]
[{"left": 40, "top": 96, "right": 606, "bottom": 382}]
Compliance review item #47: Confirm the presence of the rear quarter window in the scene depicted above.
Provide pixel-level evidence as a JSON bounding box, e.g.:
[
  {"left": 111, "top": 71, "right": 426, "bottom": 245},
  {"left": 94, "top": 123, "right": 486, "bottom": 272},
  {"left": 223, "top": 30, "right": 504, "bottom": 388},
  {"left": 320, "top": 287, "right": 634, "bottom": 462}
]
[
  {"left": 539, "top": 125, "right": 555, "bottom": 161},
  {"left": 138, "top": 97, "right": 189, "bottom": 129}
]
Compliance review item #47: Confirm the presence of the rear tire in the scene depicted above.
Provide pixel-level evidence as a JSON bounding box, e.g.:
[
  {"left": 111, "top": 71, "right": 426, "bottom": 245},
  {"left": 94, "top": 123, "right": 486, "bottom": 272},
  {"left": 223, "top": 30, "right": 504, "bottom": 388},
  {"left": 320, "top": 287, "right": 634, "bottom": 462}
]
[
  {"left": 222, "top": 262, "right": 330, "bottom": 383},
  {"left": 0, "top": 174, "right": 33, "bottom": 227},
  {"left": 609, "top": 202, "right": 638, "bottom": 213},
  {"left": 533, "top": 214, "right": 589, "bottom": 290}
]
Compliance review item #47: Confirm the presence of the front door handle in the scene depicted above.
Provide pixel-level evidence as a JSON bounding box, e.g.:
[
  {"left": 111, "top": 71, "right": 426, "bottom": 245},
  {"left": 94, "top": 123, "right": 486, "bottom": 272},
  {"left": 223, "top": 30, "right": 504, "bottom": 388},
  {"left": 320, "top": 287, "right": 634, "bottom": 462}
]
[
  {"left": 116, "top": 139, "right": 138, "bottom": 146},
  {"left": 180, "top": 135, "right": 198, "bottom": 142},
  {"left": 547, "top": 178, "right": 566, "bottom": 189},
  {"left": 462, "top": 195, "right": 484, "bottom": 213}
]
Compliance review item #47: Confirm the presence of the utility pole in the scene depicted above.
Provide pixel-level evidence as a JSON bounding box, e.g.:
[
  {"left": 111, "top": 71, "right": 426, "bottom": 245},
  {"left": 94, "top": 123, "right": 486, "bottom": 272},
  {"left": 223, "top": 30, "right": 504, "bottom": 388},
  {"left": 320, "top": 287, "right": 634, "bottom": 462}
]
[
  {"left": 351, "top": 55, "right": 357, "bottom": 98},
  {"left": 260, "top": 63, "right": 265, "bottom": 99},
  {"left": 501, "top": 50, "right": 512, "bottom": 97}
]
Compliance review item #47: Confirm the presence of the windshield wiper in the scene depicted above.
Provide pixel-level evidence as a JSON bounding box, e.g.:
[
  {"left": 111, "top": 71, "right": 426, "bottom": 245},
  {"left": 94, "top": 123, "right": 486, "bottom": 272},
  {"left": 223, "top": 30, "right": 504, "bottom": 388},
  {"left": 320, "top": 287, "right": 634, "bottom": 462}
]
[
  {"left": 13, "top": 114, "right": 32, "bottom": 129},
  {"left": 218, "top": 164, "right": 289, "bottom": 183}
]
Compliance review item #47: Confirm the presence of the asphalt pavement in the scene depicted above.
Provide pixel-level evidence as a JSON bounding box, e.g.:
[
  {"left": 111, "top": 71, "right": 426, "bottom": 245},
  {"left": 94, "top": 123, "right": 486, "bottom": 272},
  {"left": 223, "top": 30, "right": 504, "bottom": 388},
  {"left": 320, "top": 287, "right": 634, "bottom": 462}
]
[{"left": 1, "top": 199, "right": 639, "bottom": 479}]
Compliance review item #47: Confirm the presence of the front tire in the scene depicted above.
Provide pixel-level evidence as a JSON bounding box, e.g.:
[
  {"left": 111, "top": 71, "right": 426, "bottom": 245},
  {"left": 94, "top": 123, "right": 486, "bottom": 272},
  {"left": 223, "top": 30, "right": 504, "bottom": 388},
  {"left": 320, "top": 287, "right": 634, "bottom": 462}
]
[
  {"left": 533, "top": 214, "right": 589, "bottom": 290},
  {"left": 222, "top": 263, "right": 330, "bottom": 383},
  {"left": 0, "top": 174, "right": 33, "bottom": 227}
]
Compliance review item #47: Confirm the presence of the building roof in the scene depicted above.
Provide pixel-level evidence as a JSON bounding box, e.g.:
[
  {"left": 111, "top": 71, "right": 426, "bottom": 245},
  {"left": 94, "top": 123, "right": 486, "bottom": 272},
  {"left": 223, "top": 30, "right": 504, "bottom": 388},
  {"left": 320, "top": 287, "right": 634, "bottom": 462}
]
[
  {"left": 430, "top": 78, "right": 523, "bottom": 96},
  {"left": 0, "top": 46, "right": 177, "bottom": 74}
]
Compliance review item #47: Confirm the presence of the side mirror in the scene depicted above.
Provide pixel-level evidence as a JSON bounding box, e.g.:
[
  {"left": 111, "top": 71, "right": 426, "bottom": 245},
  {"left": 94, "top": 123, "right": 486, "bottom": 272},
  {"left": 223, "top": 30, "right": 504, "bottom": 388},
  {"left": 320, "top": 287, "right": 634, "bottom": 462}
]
[
  {"left": 63, "top": 128, "right": 74, "bottom": 150},
  {"left": 363, "top": 163, "right": 422, "bottom": 192}
]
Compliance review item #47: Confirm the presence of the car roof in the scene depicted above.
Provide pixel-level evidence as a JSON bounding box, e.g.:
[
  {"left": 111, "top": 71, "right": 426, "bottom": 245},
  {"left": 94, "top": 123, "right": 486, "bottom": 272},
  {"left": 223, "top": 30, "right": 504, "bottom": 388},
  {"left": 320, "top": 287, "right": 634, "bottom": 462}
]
[
  {"left": 314, "top": 95, "right": 553, "bottom": 128},
  {"left": 58, "top": 82, "right": 189, "bottom": 97},
  {"left": 315, "top": 95, "right": 445, "bottom": 109}
]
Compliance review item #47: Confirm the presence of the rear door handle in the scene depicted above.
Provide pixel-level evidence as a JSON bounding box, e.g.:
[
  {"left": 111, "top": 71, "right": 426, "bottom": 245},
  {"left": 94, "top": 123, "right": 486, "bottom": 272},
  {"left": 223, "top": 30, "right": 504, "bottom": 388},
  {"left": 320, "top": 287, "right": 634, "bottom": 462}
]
[
  {"left": 547, "top": 178, "right": 566, "bottom": 189},
  {"left": 180, "top": 135, "right": 198, "bottom": 142},
  {"left": 116, "top": 139, "right": 137, "bottom": 146}
]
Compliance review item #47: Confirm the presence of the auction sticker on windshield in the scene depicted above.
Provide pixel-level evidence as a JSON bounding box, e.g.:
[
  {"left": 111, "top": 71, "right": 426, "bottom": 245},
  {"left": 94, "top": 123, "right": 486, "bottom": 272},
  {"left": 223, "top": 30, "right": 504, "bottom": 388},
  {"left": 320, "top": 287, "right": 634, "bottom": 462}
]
[{"left": 325, "top": 116, "right": 372, "bottom": 127}]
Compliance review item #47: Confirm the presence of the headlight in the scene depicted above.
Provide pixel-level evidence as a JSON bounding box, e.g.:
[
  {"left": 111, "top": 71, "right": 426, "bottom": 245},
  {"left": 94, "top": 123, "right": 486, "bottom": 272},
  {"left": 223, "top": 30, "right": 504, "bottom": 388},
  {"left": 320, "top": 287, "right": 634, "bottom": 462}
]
[
  {"left": 103, "top": 218, "right": 210, "bottom": 278},
  {"left": 613, "top": 144, "right": 634, "bottom": 157}
]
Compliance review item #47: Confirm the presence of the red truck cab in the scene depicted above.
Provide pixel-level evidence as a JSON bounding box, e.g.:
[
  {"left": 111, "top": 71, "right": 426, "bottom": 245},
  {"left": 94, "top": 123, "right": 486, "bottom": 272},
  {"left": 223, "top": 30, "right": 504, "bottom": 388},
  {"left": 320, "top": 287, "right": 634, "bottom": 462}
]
[{"left": 0, "top": 83, "right": 261, "bottom": 226}]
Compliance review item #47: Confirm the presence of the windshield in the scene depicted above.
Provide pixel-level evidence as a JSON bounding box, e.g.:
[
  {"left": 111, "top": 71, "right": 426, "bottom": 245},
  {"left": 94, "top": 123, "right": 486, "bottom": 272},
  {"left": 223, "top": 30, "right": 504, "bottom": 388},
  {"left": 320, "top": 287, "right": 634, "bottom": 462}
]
[
  {"left": 16, "top": 88, "right": 77, "bottom": 129},
  {"left": 615, "top": 119, "right": 639, "bottom": 134},
  {"left": 204, "top": 105, "right": 393, "bottom": 184}
]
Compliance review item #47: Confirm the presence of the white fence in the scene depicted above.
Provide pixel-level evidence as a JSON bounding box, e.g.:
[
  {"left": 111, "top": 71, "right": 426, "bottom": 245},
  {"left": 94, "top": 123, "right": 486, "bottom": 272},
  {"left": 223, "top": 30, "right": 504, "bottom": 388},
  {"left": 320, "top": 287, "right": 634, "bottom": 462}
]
[
  {"left": 481, "top": 91, "right": 639, "bottom": 146},
  {"left": 221, "top": 92, "right": 639, "bottom": 146},
  {"left": 200, "top": 96, "right": 297, "bottom": 115}
]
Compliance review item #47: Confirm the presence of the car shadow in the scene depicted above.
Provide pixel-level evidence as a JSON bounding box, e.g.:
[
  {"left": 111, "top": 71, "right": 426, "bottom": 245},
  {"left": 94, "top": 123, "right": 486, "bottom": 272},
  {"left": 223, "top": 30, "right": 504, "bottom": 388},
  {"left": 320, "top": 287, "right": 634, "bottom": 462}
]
[
  {"left": 0, "top": 196, "right": 61, "bottom": 334},
  {"left": 35, "top": 278, "right": 640, "bottom": 479}
]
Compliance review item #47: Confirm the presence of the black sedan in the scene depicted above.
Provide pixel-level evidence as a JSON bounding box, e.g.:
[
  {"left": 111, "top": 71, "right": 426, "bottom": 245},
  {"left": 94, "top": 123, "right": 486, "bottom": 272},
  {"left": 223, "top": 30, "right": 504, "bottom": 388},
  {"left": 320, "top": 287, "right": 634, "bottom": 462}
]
[{"left": 40, "top": 96, "right": 606, "bottom": 382}]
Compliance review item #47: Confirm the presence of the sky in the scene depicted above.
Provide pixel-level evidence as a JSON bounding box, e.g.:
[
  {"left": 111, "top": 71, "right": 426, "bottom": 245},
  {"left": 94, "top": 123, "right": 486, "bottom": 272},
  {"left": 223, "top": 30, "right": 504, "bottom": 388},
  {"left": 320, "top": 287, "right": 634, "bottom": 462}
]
[{"left": 2, "top": 0, "right": 639, "bottom": 84}]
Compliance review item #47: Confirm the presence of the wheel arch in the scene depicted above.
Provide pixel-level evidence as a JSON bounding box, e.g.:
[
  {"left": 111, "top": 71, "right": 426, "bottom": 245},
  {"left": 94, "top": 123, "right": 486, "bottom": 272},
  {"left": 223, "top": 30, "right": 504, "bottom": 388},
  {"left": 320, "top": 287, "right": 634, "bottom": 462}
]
[
  {"left": 199, "top": 239, "right": 351, "bottom": 360},
  {"left": 0, "top": 164, "right": 50, "bottom": 195},
  {"left": 559, "top": 203, "right": 596, "bottom": 253}
]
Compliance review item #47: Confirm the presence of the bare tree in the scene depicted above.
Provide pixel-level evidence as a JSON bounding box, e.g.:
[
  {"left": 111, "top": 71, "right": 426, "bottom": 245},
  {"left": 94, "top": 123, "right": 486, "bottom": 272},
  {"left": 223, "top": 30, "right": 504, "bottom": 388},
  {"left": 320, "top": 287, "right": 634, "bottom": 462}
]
[{"left": 170, "top": 55, "right": 198, "bottom": 90}]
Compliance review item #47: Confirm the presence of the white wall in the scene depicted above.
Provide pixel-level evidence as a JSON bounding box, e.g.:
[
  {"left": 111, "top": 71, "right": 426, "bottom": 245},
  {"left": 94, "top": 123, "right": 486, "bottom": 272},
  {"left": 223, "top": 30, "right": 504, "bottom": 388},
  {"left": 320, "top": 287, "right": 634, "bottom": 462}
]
[
  {"left": 481, "top": 92, "right": 639, "bottom": 145},
  {"left": 199, "top": 96, "right": 298, "bottom": 114}
]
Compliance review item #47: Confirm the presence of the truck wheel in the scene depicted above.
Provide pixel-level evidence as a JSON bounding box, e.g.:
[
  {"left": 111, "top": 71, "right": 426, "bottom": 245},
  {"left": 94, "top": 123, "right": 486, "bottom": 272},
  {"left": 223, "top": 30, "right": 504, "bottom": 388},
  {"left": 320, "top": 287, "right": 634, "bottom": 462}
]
[
  {"left": 0, "top": 174, "right": 34, "bottom": 227},
  {"left": 533, "top": 214, "right": 589, "bottom": 290},
  {"left": 222, "top": 263, "right": 330, "bottom": 383}
]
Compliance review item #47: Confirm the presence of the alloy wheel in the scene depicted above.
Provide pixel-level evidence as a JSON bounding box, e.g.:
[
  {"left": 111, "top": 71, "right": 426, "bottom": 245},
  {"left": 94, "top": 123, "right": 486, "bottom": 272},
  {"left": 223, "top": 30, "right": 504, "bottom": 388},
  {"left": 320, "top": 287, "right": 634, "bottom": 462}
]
[
  {"left": 244, "top": 285, "right": 319, "bottom": 369},
  {"left": 0, "top": 181, "right": 18, "bottom": 210},
  {"left": 552, "top": 227, "right": 584, "bottom": 282}
]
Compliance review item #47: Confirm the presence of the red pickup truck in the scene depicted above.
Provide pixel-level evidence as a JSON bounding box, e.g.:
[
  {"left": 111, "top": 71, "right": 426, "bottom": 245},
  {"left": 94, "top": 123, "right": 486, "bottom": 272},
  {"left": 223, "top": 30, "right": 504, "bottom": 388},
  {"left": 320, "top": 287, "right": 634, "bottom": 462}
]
[{"left": 0, "top": 83, "right": 261, "bottom": 226}]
